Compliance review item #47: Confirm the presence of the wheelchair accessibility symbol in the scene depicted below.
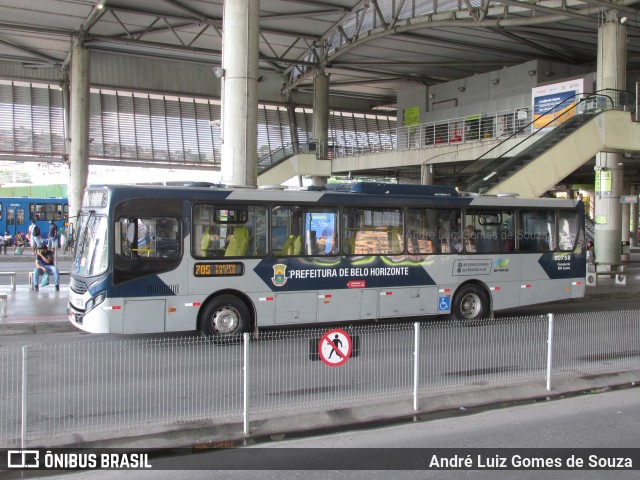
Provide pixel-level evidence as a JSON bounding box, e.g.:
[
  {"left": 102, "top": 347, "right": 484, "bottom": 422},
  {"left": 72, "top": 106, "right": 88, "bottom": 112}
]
[{"left": 438, "top": 296, "right": 451, "bottom": 312}]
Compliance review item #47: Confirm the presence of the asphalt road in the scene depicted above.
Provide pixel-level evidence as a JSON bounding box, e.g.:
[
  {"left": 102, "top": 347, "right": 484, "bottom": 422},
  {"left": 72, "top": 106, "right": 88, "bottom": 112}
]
[{"left": 36, "top": 386, "right": 640, "bottom": 480}]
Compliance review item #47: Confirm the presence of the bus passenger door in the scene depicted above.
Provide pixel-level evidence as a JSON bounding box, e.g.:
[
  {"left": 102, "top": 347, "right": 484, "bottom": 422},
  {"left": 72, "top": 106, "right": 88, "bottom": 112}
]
[{"left": 123, "top": 299, "right": 166, "bottom": 333}]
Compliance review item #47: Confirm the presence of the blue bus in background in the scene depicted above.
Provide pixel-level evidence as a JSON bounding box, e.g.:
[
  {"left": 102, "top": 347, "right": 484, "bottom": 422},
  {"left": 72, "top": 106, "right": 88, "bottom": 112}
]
[{"left": 0, "top": 196, "right": 68, "bottom": 242}]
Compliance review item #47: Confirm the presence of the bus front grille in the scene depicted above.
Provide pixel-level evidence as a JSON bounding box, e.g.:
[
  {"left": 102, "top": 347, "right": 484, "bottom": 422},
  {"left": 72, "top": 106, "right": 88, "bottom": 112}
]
[
  {"left": 148, "top": 284, "right": 180, "bottom": 295},
  {"left": 70, "top": 277, "right": 88, "bottom": 294}
]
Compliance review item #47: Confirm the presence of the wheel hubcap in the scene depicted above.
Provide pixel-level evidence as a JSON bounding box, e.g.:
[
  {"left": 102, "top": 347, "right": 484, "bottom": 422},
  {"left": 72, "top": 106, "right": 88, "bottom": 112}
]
[
  {"left": 211, "top": 306, "right": 240, "bottom": 334},
  {"left": 460, "top": 293, "right": 482, "bottom": 319}
]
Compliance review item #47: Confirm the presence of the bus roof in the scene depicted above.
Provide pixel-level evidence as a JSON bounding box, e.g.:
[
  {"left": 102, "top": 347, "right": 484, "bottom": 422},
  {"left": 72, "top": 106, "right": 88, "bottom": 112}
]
[{"left": 84, "top": 183, "right": 581, "bottom": 209}]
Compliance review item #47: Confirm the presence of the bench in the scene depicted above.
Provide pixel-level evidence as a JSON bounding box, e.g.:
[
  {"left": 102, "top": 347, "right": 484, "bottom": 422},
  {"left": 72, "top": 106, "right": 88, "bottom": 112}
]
[
  {"left": 0, "top": 272, "right": 16, "bottom": 291},
  {"left": 28, "top": 271, "right": 70, "bottom": 290}
]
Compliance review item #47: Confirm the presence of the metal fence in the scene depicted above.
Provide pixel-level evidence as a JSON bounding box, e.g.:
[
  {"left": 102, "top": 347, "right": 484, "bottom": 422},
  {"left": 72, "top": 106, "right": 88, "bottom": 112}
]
[{"left": 1, "top": 310, "right": 639, "bottom": 448}]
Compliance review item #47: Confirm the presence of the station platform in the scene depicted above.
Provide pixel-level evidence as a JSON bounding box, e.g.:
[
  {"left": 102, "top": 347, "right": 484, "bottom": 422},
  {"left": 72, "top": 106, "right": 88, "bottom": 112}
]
[{"left": 1, "top": 249, "right": 640, "bottom": 336}]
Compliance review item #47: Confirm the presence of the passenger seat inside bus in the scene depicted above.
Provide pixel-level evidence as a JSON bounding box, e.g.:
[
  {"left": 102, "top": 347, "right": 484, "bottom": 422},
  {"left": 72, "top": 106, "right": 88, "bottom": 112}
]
[
  {"left": 389, "top": 226, "right": 403, "bottom": 254},
  {"left": 293, "top": 235, "right": 302, "bottom": 255},
  {"left": 200, "top": 227, "right": 212, "bottom": 256},
  {"left": 225, "top": 227, "right": 249, "bottom": 257},
  {"left": 280, "top": 235, "right": 295, "bottom": 255},
  {"left": 280, "top": 234, "right": 302, "bottom": 255}
]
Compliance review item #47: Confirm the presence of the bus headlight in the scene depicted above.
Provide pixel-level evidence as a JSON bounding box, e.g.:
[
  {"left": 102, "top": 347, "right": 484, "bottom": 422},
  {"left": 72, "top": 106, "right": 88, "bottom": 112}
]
[{"left": 85, "top": 291, "right": 106, "bottom": 312}]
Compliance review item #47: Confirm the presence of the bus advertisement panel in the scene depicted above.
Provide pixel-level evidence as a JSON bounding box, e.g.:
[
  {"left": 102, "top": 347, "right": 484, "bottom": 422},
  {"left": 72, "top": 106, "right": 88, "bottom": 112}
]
[{"left": 532, "top": 78, "right": 584, "bottom": 130}]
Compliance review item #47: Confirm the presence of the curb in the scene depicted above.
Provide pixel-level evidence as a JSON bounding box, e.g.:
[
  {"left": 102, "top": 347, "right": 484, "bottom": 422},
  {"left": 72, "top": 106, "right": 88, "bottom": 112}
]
[{"left": 0, "top": 320, "right": 76, "bottom": 335}]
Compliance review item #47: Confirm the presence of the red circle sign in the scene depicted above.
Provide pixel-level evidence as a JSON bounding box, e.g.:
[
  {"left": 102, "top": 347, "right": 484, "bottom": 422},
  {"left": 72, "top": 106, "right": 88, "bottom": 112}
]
[{"left": 318, "top": 329, "right": 352, "bottom": 367}]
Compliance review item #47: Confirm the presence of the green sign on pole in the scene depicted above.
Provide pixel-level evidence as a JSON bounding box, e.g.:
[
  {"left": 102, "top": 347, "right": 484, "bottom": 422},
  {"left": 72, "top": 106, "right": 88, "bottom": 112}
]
[{"left": 595, "top": 170, "right": 612, "bottom": 195}]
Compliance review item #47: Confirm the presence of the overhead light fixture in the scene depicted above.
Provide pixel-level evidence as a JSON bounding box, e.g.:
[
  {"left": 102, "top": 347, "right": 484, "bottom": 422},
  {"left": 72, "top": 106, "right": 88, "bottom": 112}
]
[
  {"left": 428, "top": 93, "right": 435, "bottom": 99},
  {"left": 621, "top": 16, "right": 628, "bottom": 24},
  {"left": 545, "top": 70, "right": 554, "bottom": 77},
  {"left": 491, "top": 78, "right": 499, "bottom": 85},
  {"left": 458, "top": 86, "right": 465, "bottom": 92},
  {"left": 528, "top": 70, "right": 537, "bottom": 76},
  {"left": 212, "top": 67, "right": 225, "bottom": 78},
  {"left": 372, "top": 103, "right": 397, "bottom": 112}
]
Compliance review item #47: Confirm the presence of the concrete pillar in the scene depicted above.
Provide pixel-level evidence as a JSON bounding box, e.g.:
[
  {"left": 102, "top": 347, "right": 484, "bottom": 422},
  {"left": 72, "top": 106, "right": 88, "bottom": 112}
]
[
  {"left": 60, "top": 70, "right": 71, "bottom": 164},
  {"left": 220, "top": 0, "right": 259, "bottom": 187},
  {"left": 594, "top": 153, "right": 623, "bottom": 264},
  {"left": 621, "top": 179, "right": 631, "bottom": 261},
  {"left": 593, "top": 12, "right": 626, "bottom": 266},
  {"left": 311, "top": 71, "right": 330, "bottom": 186},
  {"left": 631, "top": 185, "right": 639, "bottom": 247},
  {"left": 421, "top": 163, "right": 433, "bottom": 185},
  {"left": 68, "top": 46, "right": 91, "bottom": 230}
]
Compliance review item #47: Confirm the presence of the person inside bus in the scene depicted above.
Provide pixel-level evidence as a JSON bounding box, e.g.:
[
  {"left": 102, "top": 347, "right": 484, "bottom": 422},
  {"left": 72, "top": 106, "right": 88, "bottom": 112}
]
[
  {"left": 33, "top": 244, "right": 60, "bottom": 291},
  {"left": 318, "top": 225, "right": 335, "bottom": 254},
  {"left": 463, "top": 225, "right": 477, "bottom": 252}
]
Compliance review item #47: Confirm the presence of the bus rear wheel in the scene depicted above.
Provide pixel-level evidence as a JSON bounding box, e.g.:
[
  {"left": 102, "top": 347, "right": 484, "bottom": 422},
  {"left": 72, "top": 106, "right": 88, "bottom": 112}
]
[
  {"left": 452, "top": 284, "right": 489, "bottom": 320},
  {"left": 200, "top": 295, "right": 250, "bottom": 336}
]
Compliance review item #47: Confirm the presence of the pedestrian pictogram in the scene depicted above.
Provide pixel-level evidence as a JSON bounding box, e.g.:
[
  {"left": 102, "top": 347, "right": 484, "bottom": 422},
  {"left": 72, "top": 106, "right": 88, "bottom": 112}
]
[{"left": 318, "top": 328, "right": 352, "bottom": 367}]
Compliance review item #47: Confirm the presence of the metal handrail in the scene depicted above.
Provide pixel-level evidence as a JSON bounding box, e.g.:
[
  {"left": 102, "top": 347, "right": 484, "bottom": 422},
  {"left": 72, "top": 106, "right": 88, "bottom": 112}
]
[{"left": 258, "top": 140, "right": 332, "bottom": 173}]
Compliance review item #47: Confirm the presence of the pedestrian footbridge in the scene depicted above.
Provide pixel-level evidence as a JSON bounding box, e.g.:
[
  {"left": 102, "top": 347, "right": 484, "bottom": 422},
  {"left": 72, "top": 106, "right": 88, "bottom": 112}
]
[{"left": 258, "top": 94, "right": 640, "bottom": 198}]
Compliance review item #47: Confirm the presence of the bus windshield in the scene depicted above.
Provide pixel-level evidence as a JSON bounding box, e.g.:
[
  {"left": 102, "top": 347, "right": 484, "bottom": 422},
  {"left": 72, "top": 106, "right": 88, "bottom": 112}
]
[{"left": 73, "top": 213, "right": 109, "bottom": 277}]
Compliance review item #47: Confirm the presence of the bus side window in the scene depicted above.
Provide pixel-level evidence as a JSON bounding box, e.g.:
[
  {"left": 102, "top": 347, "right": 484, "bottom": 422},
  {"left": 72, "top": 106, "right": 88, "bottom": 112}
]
[
  {"left": 558, "top": 212, "right": 578, "bottom": 251},
  {"left": 344, "top": 207, "right": 402, "bottom": 255},
  {"left": 520, "top": 210, "right": 555, "bottom": 252},
  {"left": 272, "top": 206, "right": 298, "bottom": 255}
]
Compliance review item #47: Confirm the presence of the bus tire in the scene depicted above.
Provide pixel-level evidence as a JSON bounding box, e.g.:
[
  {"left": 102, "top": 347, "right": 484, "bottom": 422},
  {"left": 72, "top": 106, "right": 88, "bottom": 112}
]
[
  {"left": 200, "top": 294, "right": 250, "bottom": 336},
  {"left": 451, "top": 284, "right": 489, "bottom": 321}
]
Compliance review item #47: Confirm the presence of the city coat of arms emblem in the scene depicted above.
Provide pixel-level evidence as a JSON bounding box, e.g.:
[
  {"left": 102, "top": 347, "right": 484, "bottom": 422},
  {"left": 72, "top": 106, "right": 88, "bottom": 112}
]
[{"left": 272, "top": 263, "right": 287, "bottom": 287}]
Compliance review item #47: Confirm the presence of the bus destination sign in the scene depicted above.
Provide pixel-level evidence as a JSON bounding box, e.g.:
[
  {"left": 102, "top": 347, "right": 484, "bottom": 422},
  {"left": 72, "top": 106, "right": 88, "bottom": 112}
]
[{"left": 194, "top": 262, "right": 244, "bottom": 277}]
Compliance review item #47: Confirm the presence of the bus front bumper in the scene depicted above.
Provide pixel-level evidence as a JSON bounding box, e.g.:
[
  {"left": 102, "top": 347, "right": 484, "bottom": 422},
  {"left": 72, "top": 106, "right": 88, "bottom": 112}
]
[{"left": 67, "top": 303, "right": 111, "bottom": 333}]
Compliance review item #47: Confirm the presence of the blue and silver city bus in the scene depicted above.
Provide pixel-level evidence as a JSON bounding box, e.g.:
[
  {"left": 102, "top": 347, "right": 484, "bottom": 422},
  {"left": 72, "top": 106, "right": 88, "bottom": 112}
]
[{"left": 67, "top": 183, "right": 586, "bottom": 335}]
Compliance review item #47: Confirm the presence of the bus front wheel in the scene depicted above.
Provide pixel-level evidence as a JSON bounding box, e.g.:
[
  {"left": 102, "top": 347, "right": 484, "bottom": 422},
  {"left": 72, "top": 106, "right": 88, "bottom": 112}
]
[
  {"left": 452, "top": 284, "right": 489, "bottom": 320},
  {"left": 200, "top": 295, "right": 250, "bottom": 336}
]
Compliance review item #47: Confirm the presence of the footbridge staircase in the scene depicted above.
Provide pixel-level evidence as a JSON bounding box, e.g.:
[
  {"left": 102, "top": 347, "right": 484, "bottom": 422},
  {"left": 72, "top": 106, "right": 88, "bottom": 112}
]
[{"left": 455, "top": 92, "right": 640, "bottom": 198}]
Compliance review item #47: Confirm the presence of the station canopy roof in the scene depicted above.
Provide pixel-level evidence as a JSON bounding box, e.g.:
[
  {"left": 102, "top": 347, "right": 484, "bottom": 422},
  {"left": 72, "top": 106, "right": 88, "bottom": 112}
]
[{"left": 1, "top": 0, "right": 640, "bottom": 106}]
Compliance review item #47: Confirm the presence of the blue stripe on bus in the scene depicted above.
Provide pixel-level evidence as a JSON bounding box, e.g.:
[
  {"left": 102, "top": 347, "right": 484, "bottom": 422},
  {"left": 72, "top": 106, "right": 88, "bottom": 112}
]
[
  {"left": 253, "top": 256, "right": 436, "bottom": 292},
  {"left": 537, "top": 251, "right": 587, "bottom": 279},
  {"left": 109, "top": 276, "right": 178, "bottom": 298}
]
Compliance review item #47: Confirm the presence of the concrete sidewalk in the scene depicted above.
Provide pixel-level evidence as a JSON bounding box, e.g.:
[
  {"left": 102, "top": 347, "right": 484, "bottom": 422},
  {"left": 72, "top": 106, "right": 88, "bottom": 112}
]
[
  {"left": 0, "top": 251, "right": 74, "bottom": 334},
  {"left": 1, "top": 251, "right": 639, "bottom": 335}
]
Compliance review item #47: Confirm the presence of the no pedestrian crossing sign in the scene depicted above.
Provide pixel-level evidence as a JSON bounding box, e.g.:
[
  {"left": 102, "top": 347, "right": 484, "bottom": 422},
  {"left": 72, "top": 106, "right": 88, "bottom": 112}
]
[{"left": 318, "top": 328, "right": 352, "bottom": 367}]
